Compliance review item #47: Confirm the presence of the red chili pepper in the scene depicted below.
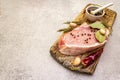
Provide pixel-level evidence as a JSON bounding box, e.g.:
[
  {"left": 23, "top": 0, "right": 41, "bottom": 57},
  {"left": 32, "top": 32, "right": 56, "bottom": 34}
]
[{"left": 82, "top": 48, "right": 103, "bottom": 67}]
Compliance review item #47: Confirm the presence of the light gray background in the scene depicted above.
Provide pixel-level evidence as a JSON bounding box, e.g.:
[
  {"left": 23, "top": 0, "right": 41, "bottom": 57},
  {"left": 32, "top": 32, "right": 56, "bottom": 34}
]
[{"left": 0, "top": 0, "right": 120, "bottom": 80}]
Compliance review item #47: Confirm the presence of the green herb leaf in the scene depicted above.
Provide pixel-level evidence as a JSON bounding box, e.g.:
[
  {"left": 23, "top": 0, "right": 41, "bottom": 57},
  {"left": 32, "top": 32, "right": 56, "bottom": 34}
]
[
  {"left": 89, "top": 21, "right": 105, "bottom": 29},
  {"left": 95, "top": 30, "right": 106, "bottom": 43}
]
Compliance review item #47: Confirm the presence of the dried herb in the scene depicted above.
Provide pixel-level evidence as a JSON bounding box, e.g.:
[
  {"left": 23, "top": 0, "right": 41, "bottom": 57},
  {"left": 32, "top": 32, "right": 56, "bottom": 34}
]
[
  {"left": 95, "top": 30, "right": 106, "bottom": 43},
  {"left": 57, "top": 20, "right": 83, "bottom": 33},
  {"left": 57, "top": 27, "right": 73, "bottom": 33},
  {"left": 89, "top": 21, "right": 105, "bottom": 29},
  {"left": 81, "top": 48, "right": 103, "bottom": 67},
  {"left": 64, "top": 21, "right": 82, "bottom": 25}
]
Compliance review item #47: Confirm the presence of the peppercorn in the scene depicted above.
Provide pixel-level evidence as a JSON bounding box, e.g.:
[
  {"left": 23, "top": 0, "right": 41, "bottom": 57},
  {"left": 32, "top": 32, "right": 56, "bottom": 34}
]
[
  {"left": 70, "top": 33, "right": 74, "bottom": 36},
  {"left": 81, "top": 34, "right": 83, "bottom": 36},
  {"left": 77, "top": 35, "right": 79, "bottom": 37}
]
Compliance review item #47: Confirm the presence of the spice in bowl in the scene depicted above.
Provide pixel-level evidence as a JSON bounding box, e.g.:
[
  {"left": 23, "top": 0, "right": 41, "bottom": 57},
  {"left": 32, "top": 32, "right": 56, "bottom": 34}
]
[{"left": 85, "top": 5, "right": 105, "bottom": 22}]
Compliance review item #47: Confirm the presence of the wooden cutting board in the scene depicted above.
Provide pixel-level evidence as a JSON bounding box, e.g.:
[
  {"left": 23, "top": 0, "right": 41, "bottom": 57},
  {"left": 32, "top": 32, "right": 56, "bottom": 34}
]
[{"left": 50, "top": 4, "right": 117, "bottom": 74}]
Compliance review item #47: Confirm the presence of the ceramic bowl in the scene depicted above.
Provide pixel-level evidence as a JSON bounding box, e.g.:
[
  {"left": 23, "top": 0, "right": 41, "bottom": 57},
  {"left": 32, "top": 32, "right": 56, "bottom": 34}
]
[{"left": 85, "top": 5, "right": 105, "bottom": 22}]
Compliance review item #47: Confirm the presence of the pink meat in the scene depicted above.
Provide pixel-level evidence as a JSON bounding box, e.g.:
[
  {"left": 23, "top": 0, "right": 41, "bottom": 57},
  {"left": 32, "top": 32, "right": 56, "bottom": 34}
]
[{"left": 58, "top": 23, "right": 105, "bottom": 55}]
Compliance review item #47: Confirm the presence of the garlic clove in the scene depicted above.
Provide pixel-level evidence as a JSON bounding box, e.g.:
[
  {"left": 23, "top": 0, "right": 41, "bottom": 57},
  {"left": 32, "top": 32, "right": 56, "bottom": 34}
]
[
  {"left": 100, "top": 28, "right": 106, "bottom": 35},
  {"left": 69, "top": 22, "right": 77, "bottom": 27},
  {"left": 73, "top": 56, "right": 81, "bottom": 66}
]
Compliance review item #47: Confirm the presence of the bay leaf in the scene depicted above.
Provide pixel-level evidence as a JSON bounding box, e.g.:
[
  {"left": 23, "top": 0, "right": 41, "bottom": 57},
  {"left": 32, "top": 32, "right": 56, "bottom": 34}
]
[
  {"left": 89, "top": 21, "right": 105, "bottom": 29},
  {"left": 95, "top": 30, "right": 106, "bottom": 43}
]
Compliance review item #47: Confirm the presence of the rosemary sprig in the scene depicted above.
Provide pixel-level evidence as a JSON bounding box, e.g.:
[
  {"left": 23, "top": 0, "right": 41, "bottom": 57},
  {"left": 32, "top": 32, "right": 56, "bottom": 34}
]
[
  {"left": 58, "top": 21, "right": 82, "bottom": 33},
  {"left": 57, "top": 27, "right": 73, "bottom": 33},
  {"left": 63, "top": 21, "right": 82, "bottom": 25}
]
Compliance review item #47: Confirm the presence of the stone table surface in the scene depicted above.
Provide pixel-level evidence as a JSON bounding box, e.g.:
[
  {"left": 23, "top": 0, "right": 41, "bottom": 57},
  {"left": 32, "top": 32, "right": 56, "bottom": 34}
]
[{"left": 0, "top": 0, "right": 120, "bottom": 80}]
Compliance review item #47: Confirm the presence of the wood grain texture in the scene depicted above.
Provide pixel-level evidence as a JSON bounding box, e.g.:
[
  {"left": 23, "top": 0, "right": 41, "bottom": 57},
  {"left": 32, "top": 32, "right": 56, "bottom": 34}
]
[{"left": 50, "top": 4, "right": 117, "bottom": 74}]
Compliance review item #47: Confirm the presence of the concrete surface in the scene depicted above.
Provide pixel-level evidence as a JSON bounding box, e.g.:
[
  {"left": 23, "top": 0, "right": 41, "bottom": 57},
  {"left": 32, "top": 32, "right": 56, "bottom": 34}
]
[{"left": 0, "top": 0, "right": 120, "bottom": 80}]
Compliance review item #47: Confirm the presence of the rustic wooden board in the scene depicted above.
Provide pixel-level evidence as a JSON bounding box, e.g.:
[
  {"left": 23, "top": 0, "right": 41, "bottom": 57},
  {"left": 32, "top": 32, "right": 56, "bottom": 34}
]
[{"left": 50, "top": 4, "right": 117, "bottom": 74}]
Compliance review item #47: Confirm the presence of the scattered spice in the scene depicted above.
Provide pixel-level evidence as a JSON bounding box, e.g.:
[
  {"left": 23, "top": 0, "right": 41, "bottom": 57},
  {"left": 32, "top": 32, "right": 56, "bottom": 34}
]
[
  {"left": 81, "top": 34, "right": 84, "bottom": 36},
  {"left": 70, "top": 33, "right": 74, "bottom": 36},
  {"left": 84, "top": 38, "right": 89, "bottom": 44},
  {"left": 87, "top": 34, "right": 91, "bottom": 36},
  {"left": 89, "top": 37, "right": 91, "bottom": 39},
  {"left": 73, "top": 36, "right": 76, "bottom": 38},
  {"left": 91, "top": 29, "right": 94, "bottom": 32}
]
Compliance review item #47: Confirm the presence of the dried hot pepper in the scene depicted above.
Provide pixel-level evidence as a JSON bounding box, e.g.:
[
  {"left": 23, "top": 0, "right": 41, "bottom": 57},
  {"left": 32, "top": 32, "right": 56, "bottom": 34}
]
[{"left": 82, "top": 48, "right": 103, "bottom": 67}]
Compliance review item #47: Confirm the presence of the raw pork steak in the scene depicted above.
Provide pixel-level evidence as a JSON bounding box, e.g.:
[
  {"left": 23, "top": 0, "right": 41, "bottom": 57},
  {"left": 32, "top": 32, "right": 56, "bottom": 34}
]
[{"left": 58, "top": 23, "right": 105, "bottom": 55}]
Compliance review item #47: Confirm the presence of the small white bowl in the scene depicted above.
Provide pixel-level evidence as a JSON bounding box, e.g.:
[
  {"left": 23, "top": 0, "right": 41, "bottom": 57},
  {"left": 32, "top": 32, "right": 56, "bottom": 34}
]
[{"left": 85, "top": 5, "right": 105, "bottom": 22}]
